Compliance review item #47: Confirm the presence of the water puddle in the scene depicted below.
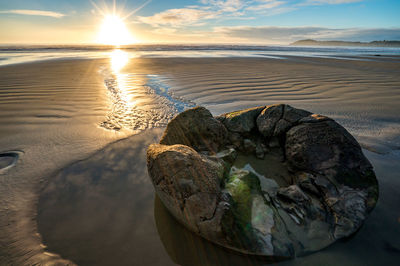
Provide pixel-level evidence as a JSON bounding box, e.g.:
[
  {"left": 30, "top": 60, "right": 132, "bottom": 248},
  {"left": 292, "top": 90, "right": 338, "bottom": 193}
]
[{"left": 233, "top": 153, "right": 292, "bottom": 188}]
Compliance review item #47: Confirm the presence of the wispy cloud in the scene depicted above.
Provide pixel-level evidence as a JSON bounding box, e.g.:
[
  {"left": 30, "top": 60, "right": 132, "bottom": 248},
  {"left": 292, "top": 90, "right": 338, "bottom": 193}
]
[
  {"left": 200, "top": 0, "right": 246, "bottom": 12},
  {"left": 0, "top": 9, "right": 65, "bottom": 18},
  {"left": 246, "top": 0, "right": 285, "bottom": 11},
  {"left": 136, "top": 0, "right": 366, "bottom": 29},
  {"left": 301, "top": 0, "right": 363, "bottom": 5},
  {"left": 136, "top": 0, "right": 285, "bottom": 27},
  {"left": 137, "top": 8, "right": 218, "bottom": 27}
]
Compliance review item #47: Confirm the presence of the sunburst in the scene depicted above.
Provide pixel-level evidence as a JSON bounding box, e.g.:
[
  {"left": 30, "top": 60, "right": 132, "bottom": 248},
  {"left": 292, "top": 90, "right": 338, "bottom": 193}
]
[
  {"left": 91, "top": 0, "right": 151, "bottom": 46},
  {"left": 97, "top": 14, "right": 136, "bottom": 45}
]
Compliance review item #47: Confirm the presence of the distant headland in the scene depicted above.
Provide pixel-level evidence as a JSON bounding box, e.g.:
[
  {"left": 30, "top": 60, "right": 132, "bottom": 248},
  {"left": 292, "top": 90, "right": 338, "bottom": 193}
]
[{"left": 291, "top": 39, "right": 400, "bottom": 47}]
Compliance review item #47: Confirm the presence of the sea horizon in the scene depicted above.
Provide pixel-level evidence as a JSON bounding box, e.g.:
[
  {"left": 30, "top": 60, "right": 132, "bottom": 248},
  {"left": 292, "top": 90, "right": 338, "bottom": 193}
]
[{"left": 1, "top": 43, "right": 400, "bottom": 67}]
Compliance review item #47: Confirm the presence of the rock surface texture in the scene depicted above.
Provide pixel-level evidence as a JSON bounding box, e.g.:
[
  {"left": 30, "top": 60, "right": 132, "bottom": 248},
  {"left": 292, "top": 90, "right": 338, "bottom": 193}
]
[{"left": 146, "top": 105, "right": 378, "bottom": 258}]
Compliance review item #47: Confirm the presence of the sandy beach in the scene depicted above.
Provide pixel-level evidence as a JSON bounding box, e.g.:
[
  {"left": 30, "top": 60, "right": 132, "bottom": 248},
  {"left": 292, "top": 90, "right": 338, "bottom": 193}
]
[{"left": 1, "top": 56, "right": 399, "bottom": 265}]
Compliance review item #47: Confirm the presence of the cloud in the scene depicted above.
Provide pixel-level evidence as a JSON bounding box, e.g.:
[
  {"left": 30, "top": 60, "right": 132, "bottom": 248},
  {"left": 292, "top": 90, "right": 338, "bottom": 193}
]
[
  {"left": 136, "top": 0, "right": 366, "bottom": 29},
  {"left": 214, "top": 26, "right": 400, "bottom": 43},
  {"left": 136, "top": 0, "right": 287, "bottom": 27},
  {"left": 201, "top": 0, "right": 246, "bottom": 12},
  {"left": 151, "top": 27, "right": 178, "bottom": 35},
  {"left": 302, "top": 0, "right": 363, "bottom": 5},
  {"left": 0, "top": 9, "right": 65, "bottom": 18},
  {"left": 246, "top": 0, "right": 285, "bottom": 11},
  {"left": 137, "top": 8, "right": 218, "bottom": 27}
]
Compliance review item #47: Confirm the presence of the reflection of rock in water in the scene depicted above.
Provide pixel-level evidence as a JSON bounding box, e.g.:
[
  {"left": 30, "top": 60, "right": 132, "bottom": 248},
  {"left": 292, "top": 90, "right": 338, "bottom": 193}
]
[
  {"left": 154, "top": 195, "right": 284, "bottom": 266},
  {"left": 37, "top": 126, "right": 280, "bottom": 266}
]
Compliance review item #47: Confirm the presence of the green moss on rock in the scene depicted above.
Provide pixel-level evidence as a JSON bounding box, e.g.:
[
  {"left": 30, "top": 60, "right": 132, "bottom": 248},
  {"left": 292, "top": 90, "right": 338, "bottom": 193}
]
[{"left": 222, "top": 169, "right": 266, "bottom": 252}]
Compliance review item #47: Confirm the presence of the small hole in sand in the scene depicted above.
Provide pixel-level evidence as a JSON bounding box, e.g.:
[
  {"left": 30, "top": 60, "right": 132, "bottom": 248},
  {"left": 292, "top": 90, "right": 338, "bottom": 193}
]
[{"left": 0, "top": 152, "right": 19, "bottom": 172}]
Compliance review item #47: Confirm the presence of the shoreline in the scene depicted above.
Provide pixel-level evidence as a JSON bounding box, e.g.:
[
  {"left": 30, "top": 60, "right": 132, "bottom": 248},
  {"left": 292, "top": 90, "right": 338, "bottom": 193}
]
[{"left": 1, "top": 48, "right": 400, "bottom": 68}]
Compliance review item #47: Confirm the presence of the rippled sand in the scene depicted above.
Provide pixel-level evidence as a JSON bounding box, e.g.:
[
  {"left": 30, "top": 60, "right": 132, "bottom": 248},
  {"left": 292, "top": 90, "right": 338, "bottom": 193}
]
[
  {"left": 0, "top": 56, "right": 399, "bottom": 265},
  {"left": 148, "top": 57, "right": 400, "bottom": 152},
  {"left": 0, "top": 59, "right": 129, "bottom": 265}
]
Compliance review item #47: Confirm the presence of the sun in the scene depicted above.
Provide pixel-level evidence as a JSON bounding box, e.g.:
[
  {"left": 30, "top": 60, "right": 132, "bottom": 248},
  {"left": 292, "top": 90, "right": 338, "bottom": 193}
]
[{"left": 96, "top": 15, "right": 136, "bottom": 46}]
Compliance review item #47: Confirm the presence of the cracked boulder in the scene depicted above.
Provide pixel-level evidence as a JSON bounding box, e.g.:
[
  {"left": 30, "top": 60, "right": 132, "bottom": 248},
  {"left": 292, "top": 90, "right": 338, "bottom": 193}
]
[{"left": 147, "top": 105, "right": 378, "bottom": 258}]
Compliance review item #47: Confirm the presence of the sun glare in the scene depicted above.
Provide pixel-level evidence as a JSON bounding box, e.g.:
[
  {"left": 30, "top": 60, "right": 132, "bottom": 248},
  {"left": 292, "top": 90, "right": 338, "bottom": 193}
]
[
  {"left": 110, "top": 49, "right": 129, "bottom": 72},
  {"left": 97, "top": 15, "right": 136, "bottom": 46}
]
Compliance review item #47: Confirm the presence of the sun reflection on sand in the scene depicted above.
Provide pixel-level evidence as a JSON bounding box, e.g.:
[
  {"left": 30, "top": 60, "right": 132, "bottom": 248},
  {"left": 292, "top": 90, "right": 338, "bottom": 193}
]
[
  {"left": 110, "top": 49, "right": 130, "bottom": 72},
  {"left": 101, "top": 50, "right": 194, "bottom": 132},
  {"left": 109, "top": 49, "right": 139, "bottom": 109}
]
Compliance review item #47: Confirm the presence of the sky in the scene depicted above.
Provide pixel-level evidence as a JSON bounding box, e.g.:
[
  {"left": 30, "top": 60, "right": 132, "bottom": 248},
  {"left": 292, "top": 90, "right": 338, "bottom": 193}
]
[{"left": 0, "top": 0, "right": 399, "bottom": 44}]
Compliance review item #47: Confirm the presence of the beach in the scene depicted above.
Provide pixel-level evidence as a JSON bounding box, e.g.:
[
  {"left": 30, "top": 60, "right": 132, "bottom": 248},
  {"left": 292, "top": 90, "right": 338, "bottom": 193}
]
[{"left": 0, "top": 54, "right": 399, "bottom": 265}]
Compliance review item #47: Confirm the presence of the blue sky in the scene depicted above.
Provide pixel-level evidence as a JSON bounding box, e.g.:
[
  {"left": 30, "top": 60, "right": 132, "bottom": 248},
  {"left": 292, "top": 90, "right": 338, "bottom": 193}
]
[{"left": 0, "top": 0, "right": 399, "bottom": 44}]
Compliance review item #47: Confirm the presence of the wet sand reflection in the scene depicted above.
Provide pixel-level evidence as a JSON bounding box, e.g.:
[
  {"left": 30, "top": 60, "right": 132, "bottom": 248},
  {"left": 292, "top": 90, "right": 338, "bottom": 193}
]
[
  {"left": 37, "top": 129, "right": 174, "bottom": 266},
  {"left": 37, "top": 127, "right": 279, "bottom": 266},
  {"left": 154, "top": 195, "right": 285, "bottom": 266},
  {"left": 101, "top": 50, "right": 194, "bottom": 131},
  {"left": 36, "top": 128, "right": 400, "bottom": 266}
]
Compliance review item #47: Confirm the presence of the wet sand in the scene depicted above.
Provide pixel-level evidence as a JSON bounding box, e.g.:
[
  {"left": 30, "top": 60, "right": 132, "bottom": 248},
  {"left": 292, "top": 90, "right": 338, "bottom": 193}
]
[
  {"left": 36, "top": 132, "right": 400, "bottom": 266},
  {"left": 0, "top": 56, "right": 399, "bottom": 265},
  {"left": 0, "top": 59, "right": 130, "bottom": 265}
]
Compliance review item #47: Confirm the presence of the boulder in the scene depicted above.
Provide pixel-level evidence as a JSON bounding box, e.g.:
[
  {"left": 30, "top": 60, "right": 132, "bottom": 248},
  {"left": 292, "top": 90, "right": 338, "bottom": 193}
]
[
  {"left": 147, "top": 105, "right": 378, "bottom": 258},
  {"left": 217, "top": 106, "right": 265, "bottom": 134},
  {"left": 160, "top": 106, "right": 227, "bottom": 152},
  {"left": 256, "top": 104, "right": 284, "bottom": 137},
  {"left": 147, "top": 144, "right": 225, "bottom": 236},
  {"left": 285, "top": 119, "right": 378, "bottom": 211},
  {"left": 256, "top": 104, "right": 312, "bottom": 137}
]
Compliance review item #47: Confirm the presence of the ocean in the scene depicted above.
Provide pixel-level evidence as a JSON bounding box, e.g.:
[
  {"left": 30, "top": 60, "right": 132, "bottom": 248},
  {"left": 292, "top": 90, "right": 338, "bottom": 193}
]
[{"left": 1, "top": 44, "right": 400, "bottom": 66}]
